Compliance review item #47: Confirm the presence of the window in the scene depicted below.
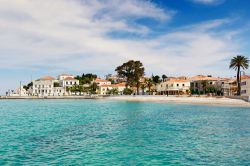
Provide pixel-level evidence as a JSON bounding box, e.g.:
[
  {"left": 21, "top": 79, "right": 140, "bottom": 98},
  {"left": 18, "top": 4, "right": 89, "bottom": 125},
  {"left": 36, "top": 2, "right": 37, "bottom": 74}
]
[
  {"left": 49, "top": 85, "right": 51, "bottom": 88},
  {"left": 210, "top": 82, "right": 212, "bottom": 85},
  {"left": 241, "top": 81, "right": 247, "bottom": 86},
  {"left": 241, "top": 90, "right": 247, "bottom": 94},
  {"left": 66, "top": 81, "right": 68, "bottom": 85},
  {"left": 177, "top": 84, "right": 179, "bottom": 87},
  {"left": 35, "top": 85, "right": 37, "bottom": 88},
  {"left": 182, "top": 84, "right": 185, "bottom": 87}
]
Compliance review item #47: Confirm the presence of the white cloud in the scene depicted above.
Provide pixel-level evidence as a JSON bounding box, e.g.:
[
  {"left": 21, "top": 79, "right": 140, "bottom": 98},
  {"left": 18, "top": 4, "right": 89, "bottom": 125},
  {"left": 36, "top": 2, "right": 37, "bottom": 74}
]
[
  {"left": 191, "top": 0, "right": 225, "bottom": 5},
  {"left": 0, "top": 0, "right": 246, "bottom": 93}
]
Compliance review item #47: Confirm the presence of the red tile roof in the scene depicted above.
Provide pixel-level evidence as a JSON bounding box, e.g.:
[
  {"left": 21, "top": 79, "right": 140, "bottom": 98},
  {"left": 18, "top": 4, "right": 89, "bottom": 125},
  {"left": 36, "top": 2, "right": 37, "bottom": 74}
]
[
  {"left": 37, "top": 76, "right": 55, "bottom": 81},
  {"left": 100, "top": 83, "right": 126, "bottom": 87},
  {"left": 241, "top": 75, "right": 250, "bottom": 80},
  {"left": 189, "top": 75, "right": 220, "bottom": 81},
  {"left": 166, "top": 78, "right": 189, "bottom": 83},
  {"left": 94, "top": 79, "right": 110, "bottom": 83}
]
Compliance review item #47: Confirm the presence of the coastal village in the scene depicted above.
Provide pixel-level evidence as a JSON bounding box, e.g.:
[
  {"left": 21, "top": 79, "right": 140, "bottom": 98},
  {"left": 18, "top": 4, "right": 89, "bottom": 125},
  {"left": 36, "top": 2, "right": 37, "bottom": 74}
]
[{"left": 5, "top": 58, "right": 250, "bottom": 100}]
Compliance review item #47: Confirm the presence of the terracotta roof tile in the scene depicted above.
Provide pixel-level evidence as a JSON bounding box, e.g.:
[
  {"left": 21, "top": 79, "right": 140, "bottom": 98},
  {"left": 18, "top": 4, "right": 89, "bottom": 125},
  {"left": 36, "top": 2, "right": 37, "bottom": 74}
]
[
  {"left": 94, "top": 79, "right": 110, "bottom": 83},
  {"left": 241, "top": 75, "right": 250, "bottom": 80},
  {"left": 37, "top": 76, "right": 55, "bottom": 81},
  {"left": 100, "top": 83, "right": 126, "bottom": 87}
]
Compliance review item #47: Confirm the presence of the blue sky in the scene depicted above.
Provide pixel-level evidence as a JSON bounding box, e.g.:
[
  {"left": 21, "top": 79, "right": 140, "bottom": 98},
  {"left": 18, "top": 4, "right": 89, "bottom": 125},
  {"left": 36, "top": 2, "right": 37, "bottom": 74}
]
[{"left": 0, "top": 0, "right": 250, "bottom": 94}]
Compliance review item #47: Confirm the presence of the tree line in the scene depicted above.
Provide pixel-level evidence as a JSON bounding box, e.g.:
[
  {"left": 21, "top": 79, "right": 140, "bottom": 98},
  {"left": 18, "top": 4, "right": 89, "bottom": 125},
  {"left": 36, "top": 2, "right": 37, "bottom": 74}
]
[{"left": 22, "top": 55, "right": 249, "bottom": 96}]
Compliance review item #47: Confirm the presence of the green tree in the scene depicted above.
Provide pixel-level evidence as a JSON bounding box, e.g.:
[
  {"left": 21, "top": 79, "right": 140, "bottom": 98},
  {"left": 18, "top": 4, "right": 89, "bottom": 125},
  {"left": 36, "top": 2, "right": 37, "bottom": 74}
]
[
  {"left": 53, "top": 82, "right": 60, "bottom": 87},
  {"left": 123, "top": 88, "right": 133, "bottom": 95},
  {"left": 107, "top": 88, "right": 119, "bottom": 95},
  {"left": 89, "top": 82, "right": 98, "bottom": 94},
  {"left": 141, "top": 83, "right": 146, "bottom": 95},
  {"left": 145, "top": 78, "right": 153, "bottom": 95},
  {"left": 152, "top": 75, "right": 161, "bottom": 84},
  {"left": 23, "top": 82, "right": 33, "bottom": 91},
  {"left": 115, "top": 60, "right": 145, "bottom": 95},
  {"left": 229, "top": 55, "right": 249, "bottom": 95},
  {"left": 201, "top": 80, "right": 208, "bottom": 94},
  {"left": 162, "top": 74, "right": 167, "bottom": 82},
  {"left": 75, "top": 73, "right": 97, "bottom": 85}
]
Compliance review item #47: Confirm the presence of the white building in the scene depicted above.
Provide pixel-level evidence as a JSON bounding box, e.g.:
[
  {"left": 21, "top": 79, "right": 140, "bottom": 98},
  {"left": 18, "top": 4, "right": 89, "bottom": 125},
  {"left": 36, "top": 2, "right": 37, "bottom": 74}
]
[
  {"left": 98, "top": 83, "right": 126, "bottom": 95},
  {"left": 189, "top": 75, "right": 220, "bottom": 93},
  {"left": 32, "top": 76, "right": 67, "bottom": 96},
  {"left": 32, "top": 76, "right": 57, "bottom": 96},
  {"left": 215, "top": 78, "right": 237, "bottom": 96},
  {"left": 58, "top": 73, "right": 74, "bottom": 80},
  {"left": 59, "top": 76, "right": 79, "bottom": 87},
  {"left": 157, "top": 78, "right": 190, "bottom": 95},
  {"left": 241, "top": 76, "right": 250, "bottom": 97},
  {"left": 7, "top": 87, "right": 29, "bottom": 97},
  {"left": 93, "top": 79, "right": 111, "bottom": 86}
]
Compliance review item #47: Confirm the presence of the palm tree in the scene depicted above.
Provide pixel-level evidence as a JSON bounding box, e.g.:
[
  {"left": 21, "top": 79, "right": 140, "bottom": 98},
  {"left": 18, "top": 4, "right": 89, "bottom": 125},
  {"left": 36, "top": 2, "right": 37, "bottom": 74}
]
[
  {"left": 162, "top": 74, "right": 167, "bottom": 82},
  {"left": 141, "top": 83, "right": 146, "bottom": 95},
  {"left": 201, "top": 80, "right": 208, "bottom": 94},
  {"left": 145, "top": 78, "right": 153, "bottom": 95},
  {"left": 229, "top": 55, "right": 249, "bottom": 96}
]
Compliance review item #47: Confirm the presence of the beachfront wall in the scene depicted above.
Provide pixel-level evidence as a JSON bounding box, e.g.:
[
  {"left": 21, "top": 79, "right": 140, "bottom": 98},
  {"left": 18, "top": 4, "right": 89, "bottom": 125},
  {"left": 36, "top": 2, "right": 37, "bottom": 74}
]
[
  {"left": 241, "top": 78, "right": 250, "bottom": 97},
  {"left": 156, "top": 79, "right": 190, "bottom": 95}
]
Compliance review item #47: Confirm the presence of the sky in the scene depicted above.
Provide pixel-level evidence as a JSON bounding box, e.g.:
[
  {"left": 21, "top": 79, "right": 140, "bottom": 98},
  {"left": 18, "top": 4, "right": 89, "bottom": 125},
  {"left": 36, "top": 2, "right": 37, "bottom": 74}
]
[{"left": 0, "top": 0, "right": 250, "bottom": 94}]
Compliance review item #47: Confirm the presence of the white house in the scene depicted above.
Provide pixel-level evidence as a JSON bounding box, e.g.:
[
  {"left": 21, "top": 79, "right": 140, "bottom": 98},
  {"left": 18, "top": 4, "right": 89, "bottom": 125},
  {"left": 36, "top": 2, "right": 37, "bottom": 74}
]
[
  {"left": 157, "top": 78, "right": 190, "bottom": 95},
  {"left": 32, "top": 76, "right": 66, "bottom": 96},
  {"left": 98, "top": 83, "right": 126, "bottom": 95},
  {"left": 93, "top": 79, "right": 111, "bottom": 86},
  {"left": 189, "top": 75, "right": 220, "bottom": 93},
  {"left": 59, "top": 77, "right": 79, "bottom": 87},
  {"left": 7, "top": 87, "right": 29, "bottom": 97},
  {"left": 58, "top": 73, "right": 74, "bottom": 80},
  {"left": 241, "top": 75, "right": 250, "bottom": 97}
]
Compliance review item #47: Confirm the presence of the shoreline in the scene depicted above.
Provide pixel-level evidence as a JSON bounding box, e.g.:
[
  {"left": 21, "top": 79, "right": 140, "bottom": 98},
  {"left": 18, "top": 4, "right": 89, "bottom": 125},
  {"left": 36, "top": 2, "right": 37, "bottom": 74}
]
[
  {"left": 1, "top": 95, "right": 250, "bottom": 107},
  {"left": 0, "top": 96, "right": 104, "bottom": 100},
  {"left": 105, "top": 95, "right": 250, "bottom": 107}
]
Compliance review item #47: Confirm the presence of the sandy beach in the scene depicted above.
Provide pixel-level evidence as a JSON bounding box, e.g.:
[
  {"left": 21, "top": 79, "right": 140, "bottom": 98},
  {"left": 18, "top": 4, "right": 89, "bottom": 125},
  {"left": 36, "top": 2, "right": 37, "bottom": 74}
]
[
  {"left": 1, "top": 95, "right": 250, "bottom": 107},
  {"left": 106, "top": 95, "right": 250, "bottom": 107}
]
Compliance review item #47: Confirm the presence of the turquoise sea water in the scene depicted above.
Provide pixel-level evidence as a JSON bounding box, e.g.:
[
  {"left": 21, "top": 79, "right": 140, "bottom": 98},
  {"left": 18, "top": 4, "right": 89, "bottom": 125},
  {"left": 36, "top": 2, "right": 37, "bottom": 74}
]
[{"left": 0, "top": 100, "right": 249, "bottom": 165}]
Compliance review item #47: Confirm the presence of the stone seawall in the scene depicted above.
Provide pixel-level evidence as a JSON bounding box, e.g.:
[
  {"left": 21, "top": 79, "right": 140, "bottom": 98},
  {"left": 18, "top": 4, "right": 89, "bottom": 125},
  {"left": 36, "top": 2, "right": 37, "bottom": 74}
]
[{"left": 226, "top": 96, "right": 249, "bottom": 102}]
